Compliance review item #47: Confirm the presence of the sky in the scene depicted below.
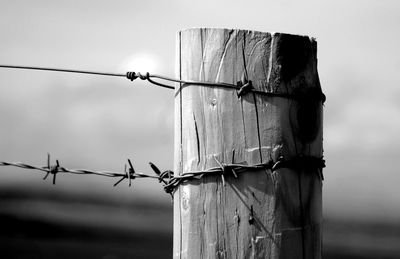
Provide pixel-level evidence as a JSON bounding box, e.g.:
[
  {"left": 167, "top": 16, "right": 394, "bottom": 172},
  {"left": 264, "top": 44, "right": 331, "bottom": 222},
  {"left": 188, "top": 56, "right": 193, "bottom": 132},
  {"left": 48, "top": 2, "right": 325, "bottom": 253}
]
[{"left": 0, "top": 0, "right": 400, "bottom": 222}]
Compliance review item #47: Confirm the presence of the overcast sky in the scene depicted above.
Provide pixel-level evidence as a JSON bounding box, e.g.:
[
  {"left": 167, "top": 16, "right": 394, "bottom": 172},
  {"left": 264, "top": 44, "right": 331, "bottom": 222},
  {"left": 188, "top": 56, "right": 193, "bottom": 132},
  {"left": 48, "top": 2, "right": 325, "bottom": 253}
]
[{"left": 0, "top": 0, "right": 399, "bottom": 221}]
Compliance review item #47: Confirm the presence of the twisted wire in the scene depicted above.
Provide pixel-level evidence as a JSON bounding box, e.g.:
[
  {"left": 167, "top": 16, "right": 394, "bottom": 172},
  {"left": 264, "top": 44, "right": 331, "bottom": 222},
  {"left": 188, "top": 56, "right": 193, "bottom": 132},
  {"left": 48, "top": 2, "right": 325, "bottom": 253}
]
[{"left": 161, "top": 155, "right": 325, "bottom": 194}]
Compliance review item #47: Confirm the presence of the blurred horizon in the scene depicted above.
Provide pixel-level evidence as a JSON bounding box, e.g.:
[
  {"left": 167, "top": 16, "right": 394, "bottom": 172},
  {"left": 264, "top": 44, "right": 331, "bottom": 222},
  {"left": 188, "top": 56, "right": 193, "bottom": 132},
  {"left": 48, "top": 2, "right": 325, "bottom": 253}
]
[{"left": 1, "top": 184, "right": 400, "bottom": 259}]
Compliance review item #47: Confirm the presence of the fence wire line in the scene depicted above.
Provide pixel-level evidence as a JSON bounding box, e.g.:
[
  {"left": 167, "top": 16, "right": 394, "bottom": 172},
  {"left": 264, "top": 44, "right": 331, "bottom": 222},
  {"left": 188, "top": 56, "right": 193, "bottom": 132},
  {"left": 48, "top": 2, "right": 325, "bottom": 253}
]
[
  {"left": 0, "top": 154, "right": 325, "bottom": 195},
  {"left": 0, "top": 65, "right": 326, "bottom": 194},
  {"left": 0, "top": 65, "right": 326, "bottom": 102}
]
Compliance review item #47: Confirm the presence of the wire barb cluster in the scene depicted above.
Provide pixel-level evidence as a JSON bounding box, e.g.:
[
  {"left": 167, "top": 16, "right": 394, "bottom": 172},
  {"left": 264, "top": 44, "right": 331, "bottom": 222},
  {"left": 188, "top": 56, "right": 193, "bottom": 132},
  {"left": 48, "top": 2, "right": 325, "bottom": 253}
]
[{"left": 160, "top": 155, "right": 325, "bottom": 194}]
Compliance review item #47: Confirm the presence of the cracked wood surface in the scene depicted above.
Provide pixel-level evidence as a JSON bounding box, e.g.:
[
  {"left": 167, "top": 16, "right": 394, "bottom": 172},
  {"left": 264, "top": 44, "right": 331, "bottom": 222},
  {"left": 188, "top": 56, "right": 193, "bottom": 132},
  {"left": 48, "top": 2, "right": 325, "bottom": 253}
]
[{"left": 174, "top": 28, "right": 323, "bottom": 259}]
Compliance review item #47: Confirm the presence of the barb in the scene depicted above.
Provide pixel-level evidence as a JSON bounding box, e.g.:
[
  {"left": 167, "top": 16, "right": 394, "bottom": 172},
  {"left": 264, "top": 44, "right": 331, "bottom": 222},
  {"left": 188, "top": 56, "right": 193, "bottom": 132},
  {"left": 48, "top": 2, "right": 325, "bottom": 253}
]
[
  {"left": 42, "top": 153, "right": 59, "bottom": 184},
  {"left": 0, "top": 65, "right": 326, "bottom": 102}
]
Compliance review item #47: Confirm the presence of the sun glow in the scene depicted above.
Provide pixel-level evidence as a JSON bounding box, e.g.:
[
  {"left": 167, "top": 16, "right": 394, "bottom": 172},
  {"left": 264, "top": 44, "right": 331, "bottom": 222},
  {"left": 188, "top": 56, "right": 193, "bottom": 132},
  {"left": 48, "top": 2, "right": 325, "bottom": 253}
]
[{"left": 119, "top": 53, "right": 159, "bottom": 73}]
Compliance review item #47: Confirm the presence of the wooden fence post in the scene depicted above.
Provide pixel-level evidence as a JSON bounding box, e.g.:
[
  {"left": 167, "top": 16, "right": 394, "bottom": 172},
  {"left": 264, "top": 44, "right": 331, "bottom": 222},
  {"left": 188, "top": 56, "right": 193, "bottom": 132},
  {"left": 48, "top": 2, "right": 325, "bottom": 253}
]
[{"left": 174, "top": 28, "right": 324, "bottom": 259}]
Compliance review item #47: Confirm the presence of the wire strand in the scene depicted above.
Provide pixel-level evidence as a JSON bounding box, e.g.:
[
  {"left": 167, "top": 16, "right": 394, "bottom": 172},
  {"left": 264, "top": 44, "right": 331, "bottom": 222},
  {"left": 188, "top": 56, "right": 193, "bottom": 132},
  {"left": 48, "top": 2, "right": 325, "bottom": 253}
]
[
  {"left": 0, "top": 64, "right": 326, "bottom": 103},
  {"left": 0, "top": 65, "right": 125, "bottom": 77}
]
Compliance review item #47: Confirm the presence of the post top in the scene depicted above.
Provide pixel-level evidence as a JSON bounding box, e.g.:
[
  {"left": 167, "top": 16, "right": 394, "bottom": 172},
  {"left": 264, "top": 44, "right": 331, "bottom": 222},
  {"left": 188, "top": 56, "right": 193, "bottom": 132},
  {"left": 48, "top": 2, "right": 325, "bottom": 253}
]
[{"left": 178, "top": 28, "right": 316, "bottom": 42}]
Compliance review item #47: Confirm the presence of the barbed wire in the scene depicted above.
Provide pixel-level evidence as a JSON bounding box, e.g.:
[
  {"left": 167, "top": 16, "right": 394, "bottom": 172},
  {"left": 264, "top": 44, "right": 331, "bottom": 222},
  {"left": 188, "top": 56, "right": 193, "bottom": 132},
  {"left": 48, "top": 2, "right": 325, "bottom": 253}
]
[
  {"left": 0, "top": 154, "right": 164, "bottom": 186},
  {"left": 0, "top": 65, "right": 326, "bottom": 102},
  {"left": 163, "top": 155, "right": 325, "bottom": 193},
  {"left": 0, "top": 154, "right": 325, "bottom": 195}
]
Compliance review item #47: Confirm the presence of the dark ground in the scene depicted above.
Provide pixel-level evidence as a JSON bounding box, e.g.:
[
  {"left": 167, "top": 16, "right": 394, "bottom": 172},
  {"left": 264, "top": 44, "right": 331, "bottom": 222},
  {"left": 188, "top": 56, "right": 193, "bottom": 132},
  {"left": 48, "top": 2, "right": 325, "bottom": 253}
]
[{"left": 1, "top": 186, "right": 399, "bottom": 259}]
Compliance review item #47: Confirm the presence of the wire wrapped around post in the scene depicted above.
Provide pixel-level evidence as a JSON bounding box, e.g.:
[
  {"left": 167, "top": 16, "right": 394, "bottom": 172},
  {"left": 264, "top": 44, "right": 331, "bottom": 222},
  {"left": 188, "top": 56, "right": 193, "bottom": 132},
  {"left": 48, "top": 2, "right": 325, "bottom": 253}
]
[{"left": 160, "top": 155, "right": 325, "bottom": 194}]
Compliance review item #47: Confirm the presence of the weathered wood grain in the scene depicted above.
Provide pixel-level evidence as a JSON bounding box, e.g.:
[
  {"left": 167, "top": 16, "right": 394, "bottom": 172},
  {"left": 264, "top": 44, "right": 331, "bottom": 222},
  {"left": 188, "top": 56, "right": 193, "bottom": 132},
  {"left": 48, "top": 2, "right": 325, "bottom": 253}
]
[{"left": 174, "top": 28, "right": 323, "bottom": 259}]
